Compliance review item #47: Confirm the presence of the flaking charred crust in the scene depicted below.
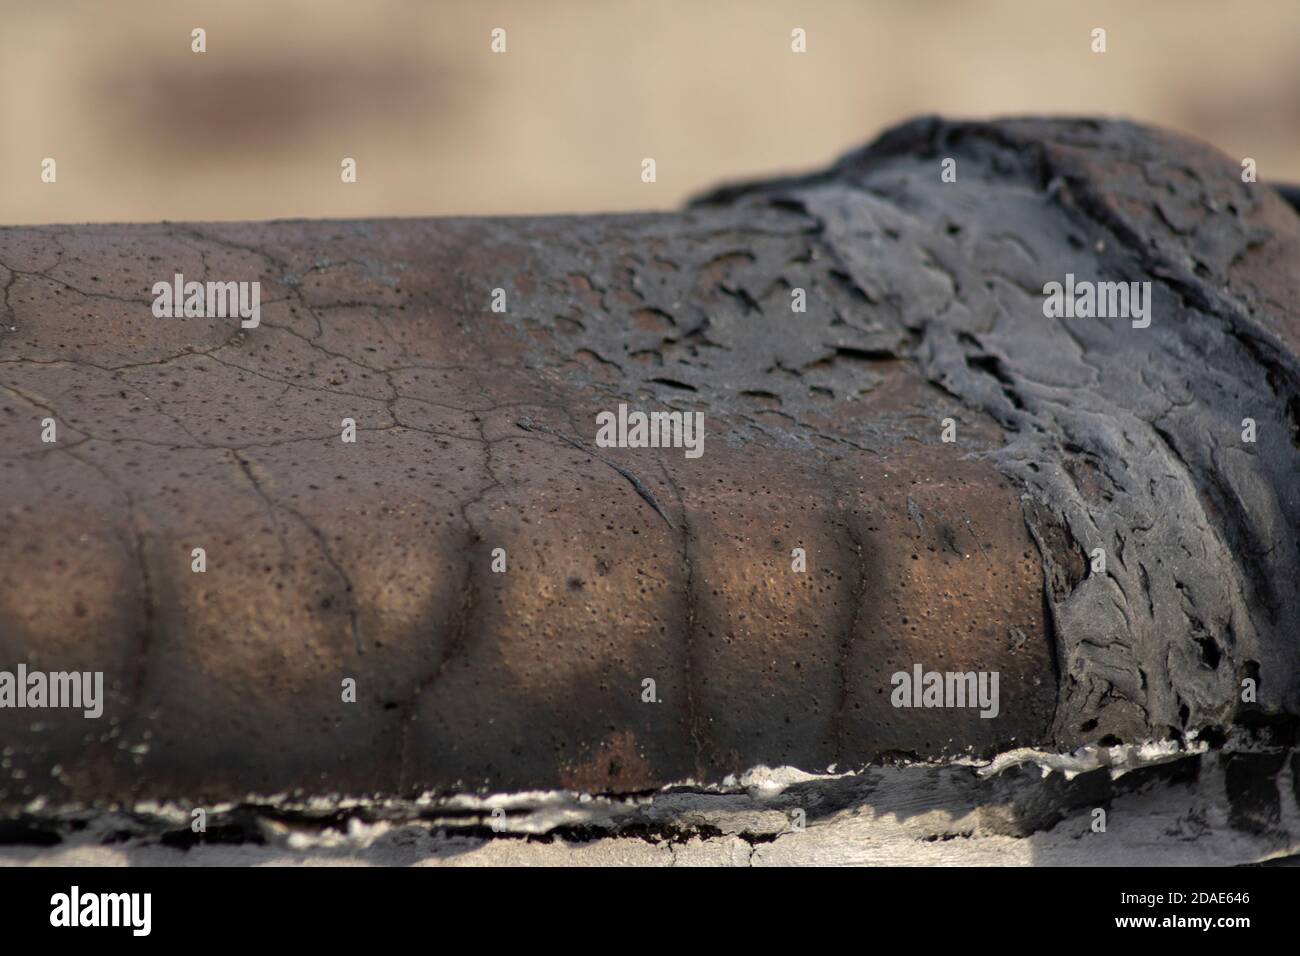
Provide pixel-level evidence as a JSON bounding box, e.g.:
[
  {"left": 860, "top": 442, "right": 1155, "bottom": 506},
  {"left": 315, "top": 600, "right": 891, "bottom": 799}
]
[{"left": 1, "top": 116, "right": 1296, "bottom": 811}]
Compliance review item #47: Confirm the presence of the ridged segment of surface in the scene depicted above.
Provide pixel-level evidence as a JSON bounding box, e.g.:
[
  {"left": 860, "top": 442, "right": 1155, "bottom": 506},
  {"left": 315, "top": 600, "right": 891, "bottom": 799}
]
[{"left": 1, "top": 117, "right": 1296, "bottom": 809}]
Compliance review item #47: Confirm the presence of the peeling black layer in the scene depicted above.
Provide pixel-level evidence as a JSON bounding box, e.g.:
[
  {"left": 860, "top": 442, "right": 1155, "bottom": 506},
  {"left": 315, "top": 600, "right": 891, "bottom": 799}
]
[
  {"left": 1, "top": 116, "right": 1297, "bottom": 809},
  {"left": 699, "top": 116, "right": 1300, "bottom": 747}
]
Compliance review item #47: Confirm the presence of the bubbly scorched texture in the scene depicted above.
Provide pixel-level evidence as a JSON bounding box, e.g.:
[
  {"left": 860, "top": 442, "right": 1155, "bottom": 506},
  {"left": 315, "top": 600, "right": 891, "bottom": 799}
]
[{"left": 1, "top": 117, "right": 1297, "bottom": 811}]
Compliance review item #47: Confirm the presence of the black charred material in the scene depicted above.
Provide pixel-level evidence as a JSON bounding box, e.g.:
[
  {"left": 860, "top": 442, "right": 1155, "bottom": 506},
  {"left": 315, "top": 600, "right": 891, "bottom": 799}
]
[{"left": 1, "top": 116, "right": 1297, "bottom": 810}]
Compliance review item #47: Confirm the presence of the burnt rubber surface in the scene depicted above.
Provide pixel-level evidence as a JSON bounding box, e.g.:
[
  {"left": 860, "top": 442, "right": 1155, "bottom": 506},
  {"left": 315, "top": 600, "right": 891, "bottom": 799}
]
[{"left": 1, "top": 117, "right": 1297, "bottom": 808}]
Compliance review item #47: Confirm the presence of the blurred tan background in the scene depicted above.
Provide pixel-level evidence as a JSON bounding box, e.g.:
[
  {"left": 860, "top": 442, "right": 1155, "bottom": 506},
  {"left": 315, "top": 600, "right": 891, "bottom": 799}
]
[{"left": 3, "top": 0, "right": 1298, "bottom": 225}]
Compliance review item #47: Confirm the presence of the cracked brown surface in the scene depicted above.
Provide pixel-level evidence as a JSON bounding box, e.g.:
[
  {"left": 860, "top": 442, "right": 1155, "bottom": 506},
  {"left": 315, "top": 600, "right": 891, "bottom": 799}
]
[{"left": 1, "top": 117, "right": 1296, "bottom": 810}]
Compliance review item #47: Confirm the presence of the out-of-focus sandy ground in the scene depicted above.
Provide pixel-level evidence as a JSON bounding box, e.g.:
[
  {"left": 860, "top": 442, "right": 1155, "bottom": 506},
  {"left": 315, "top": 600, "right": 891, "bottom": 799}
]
[{"left": 2, "top": 0, "right": 1297, "bottom": 224}]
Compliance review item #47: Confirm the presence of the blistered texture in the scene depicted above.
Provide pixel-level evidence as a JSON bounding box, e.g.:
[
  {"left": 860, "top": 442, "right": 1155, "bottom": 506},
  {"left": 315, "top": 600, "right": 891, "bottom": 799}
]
[
  {"left": 697, "top": 117, "right": 1300, "bottom": 746},
  {"left": 0, "top": 117, "right": 1295, "bottom": 812}
]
